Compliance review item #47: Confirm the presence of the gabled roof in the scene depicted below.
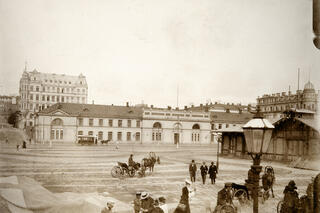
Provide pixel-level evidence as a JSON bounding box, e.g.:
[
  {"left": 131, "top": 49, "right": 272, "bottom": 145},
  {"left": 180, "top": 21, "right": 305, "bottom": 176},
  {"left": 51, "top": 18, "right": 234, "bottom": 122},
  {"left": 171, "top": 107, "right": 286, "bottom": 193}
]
[
  {"left": 38, "top": 103, "right": 143, "bottom": 119},
  {"left": 295, "top": 117, "right": 320, "bottom": 133},
  {"left": 210, "top": 111, "right": 253, "bottom": 124}
]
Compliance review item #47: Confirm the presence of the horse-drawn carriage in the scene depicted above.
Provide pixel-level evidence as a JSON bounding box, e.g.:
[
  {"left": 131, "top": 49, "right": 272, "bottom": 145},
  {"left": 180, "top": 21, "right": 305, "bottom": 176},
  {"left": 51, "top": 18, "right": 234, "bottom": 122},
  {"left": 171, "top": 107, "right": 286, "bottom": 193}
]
[
  {"left": 232, "top": 166, "right": 275, "bottom": 205},
  {"left": 111, "top": 152, "right": 159, "bottom": 179}
]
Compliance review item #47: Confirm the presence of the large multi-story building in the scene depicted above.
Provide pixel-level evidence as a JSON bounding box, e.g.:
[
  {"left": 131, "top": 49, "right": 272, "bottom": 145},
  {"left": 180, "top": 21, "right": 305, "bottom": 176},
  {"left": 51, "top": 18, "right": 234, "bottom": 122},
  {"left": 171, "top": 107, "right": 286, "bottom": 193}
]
[
  {"left": 19, "top": 67, "right": 88, "bottom": 113},
  {"left": 257, "top": 81, "right": 318, "bottom": 120},
  {"left": 19, "top": 66, "right": 88, "bottom": 129},
  {"left": 34, "top": 103, "right": 211, "bottom": 144}
]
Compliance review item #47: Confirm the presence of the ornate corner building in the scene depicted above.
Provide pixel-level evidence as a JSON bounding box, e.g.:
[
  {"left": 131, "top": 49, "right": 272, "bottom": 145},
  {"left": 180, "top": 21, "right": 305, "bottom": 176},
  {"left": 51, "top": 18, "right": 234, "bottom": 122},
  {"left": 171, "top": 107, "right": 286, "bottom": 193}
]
[
  {"left": 256, "top": 81, "right": 318, "bottom": 120},
  {"left": 19, "top": 66, "right": 88, "bottom": 129}
]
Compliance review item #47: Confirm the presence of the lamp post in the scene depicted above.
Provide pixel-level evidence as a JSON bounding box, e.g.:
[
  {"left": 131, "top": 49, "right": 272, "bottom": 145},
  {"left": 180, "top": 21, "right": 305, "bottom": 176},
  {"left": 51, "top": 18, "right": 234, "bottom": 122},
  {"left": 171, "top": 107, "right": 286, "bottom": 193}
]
[{"left": 242, "top": 109, "right": 274, "bottom": 213}]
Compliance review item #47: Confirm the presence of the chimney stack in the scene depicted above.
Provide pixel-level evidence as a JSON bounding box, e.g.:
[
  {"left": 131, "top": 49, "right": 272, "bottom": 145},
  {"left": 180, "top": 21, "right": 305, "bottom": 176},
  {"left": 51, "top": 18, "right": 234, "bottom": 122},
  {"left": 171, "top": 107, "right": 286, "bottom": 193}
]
[{"left": 126, "top": 102, "right": 129, "bottom": 107}]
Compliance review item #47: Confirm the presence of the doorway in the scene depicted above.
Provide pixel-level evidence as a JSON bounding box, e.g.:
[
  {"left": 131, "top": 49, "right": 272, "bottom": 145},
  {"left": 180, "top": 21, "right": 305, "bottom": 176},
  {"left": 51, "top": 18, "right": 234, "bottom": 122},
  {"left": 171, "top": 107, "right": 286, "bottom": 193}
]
[{"left": 174, "top": 133, "right": 179, "bottom": 144}]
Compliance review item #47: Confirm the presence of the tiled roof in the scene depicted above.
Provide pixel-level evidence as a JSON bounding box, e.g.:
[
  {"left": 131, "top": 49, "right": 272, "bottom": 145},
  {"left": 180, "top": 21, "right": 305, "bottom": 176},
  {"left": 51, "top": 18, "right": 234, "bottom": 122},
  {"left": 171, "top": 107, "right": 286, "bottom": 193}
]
[
  {"left": 210, "top": 111, "right": 253, "bottom": 124},
  {"left": 38, "top": 103, "right": 143, "bottom": 119}
]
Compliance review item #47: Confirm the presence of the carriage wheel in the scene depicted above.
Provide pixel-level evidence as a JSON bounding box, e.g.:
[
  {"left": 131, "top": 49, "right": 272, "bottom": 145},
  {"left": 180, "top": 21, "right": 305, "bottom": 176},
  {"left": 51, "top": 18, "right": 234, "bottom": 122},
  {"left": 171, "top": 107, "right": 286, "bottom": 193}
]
[
  {"left": 128, "top": 168, "right": 135, "bottom": 177},
  {"left": 219, "top": 204, "right": 236, "bottom": 213},
  {"left": 233, "top": 189, "right": 248, "bottom": 205},
  {"left": 277, "top": 200, "right": 284, "bottom": 213},
  {"left": 111, "top": 166, "right": 122, "bottom": 178}
]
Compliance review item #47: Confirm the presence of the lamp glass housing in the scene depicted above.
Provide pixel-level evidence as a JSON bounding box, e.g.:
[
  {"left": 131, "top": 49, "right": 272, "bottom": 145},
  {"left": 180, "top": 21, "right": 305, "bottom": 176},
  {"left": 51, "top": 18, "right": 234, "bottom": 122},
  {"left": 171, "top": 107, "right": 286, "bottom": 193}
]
[{"left": 243, "top": 118, "right": 274, "bottom": 154}]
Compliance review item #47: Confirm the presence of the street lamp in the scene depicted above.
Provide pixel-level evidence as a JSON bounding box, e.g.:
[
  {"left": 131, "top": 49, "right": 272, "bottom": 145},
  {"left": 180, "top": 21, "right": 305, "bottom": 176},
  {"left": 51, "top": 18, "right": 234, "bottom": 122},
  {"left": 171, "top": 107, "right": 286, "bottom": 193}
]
[{"left": 242, "top": 109, "right": 274, "bottom": 213}]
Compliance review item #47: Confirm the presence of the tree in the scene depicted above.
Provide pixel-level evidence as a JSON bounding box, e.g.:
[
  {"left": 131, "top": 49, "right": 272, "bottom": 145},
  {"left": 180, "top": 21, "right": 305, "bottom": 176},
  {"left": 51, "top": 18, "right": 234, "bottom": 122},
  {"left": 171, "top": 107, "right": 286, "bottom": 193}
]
[{"left": 7, "top": 111, "right": 20, "bottom": 128}]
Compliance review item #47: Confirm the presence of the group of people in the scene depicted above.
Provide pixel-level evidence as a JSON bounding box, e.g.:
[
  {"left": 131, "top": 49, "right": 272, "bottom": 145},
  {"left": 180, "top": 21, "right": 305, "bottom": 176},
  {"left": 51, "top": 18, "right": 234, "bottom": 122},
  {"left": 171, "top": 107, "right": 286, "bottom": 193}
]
[
  {"left": 189, "top": 160, "right": 218, "bottom": 185},
  {"left": 133, "top": 191, "right": 168, "bottom": 213}
]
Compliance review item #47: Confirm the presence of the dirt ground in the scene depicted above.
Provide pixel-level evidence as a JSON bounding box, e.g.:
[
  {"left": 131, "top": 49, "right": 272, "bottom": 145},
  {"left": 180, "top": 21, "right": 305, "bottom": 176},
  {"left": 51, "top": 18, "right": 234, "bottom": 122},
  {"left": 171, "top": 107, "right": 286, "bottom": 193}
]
[{"left": 0, "top": 141, "right": 318, "bottom": 213}]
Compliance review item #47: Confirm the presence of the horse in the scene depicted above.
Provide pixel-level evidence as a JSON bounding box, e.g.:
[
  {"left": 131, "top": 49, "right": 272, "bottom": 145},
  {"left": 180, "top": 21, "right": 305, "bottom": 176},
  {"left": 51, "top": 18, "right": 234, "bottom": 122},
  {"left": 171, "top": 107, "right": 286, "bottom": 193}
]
[
  {"left": 262, "top": 166, "right": 275, "bottom": 199},
  {"left": 142, "top": 152, "right": 157, "bottom": 172}
]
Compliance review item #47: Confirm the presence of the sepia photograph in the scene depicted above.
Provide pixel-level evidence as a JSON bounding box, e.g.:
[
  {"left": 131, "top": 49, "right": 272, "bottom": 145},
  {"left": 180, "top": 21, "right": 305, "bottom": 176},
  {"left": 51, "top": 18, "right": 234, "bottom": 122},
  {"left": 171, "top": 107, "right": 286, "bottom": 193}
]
[{"left": 0, "top": 0, "right": 320, "bottom": 212}]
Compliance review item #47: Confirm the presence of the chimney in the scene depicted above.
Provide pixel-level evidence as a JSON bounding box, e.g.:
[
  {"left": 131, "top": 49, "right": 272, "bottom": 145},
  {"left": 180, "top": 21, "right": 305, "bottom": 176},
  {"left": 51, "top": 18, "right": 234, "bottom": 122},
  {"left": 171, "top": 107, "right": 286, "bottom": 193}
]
[
  {"left": 184, "top": 106, "right": 187, "bottom": 110},
  {"left": 215, "top": 101, "right": 218, "bottom": 104},
  {"left": 151, "top": 105, "right": 153, "bottom": 108},
  {"left": 200, "top": 104, "right": 203, "bottom": 109},
  {"left": 126, "top": 102, "right": 129, "bottom": 107}
]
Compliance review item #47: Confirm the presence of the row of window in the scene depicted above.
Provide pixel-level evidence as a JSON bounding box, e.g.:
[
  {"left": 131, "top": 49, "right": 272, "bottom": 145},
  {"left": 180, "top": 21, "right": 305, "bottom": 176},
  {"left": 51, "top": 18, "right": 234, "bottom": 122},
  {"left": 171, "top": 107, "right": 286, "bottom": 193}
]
[
  {"left": 28, "top": 77, "right": 84, "bottom": 85},
  {"left": 26, "top": 94, "right": 86, "bottom": 103},
  {"left": 20, "top": 97, "right": 86, "bottom": 110},
  {"left": 78, "top": 118, "right": 141, "bottom": 128},
  {"left": 20, "top": 85, "right": 86, "bottom": 94},
  {"left": 211, "top": 123, "right": 233, "bottom": 130},
  {"left": 151, "top": 132, "right": 201, "bottom": 142},
  {"left": 78, "top": 131, "right": 141, "bottom": 141},
  {"left": 261, "top": 103, "right": 315, "bottom": 112}
]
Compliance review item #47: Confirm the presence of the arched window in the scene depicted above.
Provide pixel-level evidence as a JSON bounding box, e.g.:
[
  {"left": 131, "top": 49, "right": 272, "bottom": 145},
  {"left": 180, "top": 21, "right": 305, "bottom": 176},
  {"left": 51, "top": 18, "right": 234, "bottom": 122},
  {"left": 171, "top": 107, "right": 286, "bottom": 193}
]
[
  {"left": 153, "top": 122, "right": 162, "bottom": 128},
  {"left": 192, "top": 124, "right": 200, "bottom": 129},
  {"left": 50, "top": 118, "right": 63, "bottom": 141},
  {"left": 192, "top": 123, "right": 200, "bottom": 143},
  {"left": 152, "top": 122, "right": 162, "bottom": 141}
]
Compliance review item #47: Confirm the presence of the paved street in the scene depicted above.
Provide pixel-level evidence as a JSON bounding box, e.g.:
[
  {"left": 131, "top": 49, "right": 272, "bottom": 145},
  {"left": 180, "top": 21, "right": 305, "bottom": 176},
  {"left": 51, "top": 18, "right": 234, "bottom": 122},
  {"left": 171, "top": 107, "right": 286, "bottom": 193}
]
[{"left": 0, "top": 142, "right": 318, "bottom": 212}]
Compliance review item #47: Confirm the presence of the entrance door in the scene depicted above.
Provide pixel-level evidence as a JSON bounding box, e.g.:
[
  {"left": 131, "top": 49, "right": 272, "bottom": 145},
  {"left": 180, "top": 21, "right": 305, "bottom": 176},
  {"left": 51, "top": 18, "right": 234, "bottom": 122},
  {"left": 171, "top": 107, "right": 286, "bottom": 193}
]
[{"left": 174, "top": 133, "right": 179, "bottom": 144}]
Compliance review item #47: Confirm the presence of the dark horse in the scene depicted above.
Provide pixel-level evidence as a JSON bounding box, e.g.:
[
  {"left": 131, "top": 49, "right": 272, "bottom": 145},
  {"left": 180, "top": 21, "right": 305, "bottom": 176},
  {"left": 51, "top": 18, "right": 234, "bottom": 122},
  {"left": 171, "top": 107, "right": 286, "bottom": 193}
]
[{"left": 142, "top": 152, "right": 157, "bottom": 172}]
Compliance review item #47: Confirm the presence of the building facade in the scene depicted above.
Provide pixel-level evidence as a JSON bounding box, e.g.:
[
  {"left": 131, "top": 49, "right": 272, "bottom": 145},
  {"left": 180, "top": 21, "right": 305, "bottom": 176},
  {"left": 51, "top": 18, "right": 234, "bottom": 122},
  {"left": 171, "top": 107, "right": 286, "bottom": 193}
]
[
  {"left": 19, "top": 67, "right": 88, "bottom": 113},
  {"left": 217, "top": 109, "right": 319, "bottom": 162},
  {"left": 188, "top": 102, "right": 253, "bottom": 142},
  {"left": 142, "top": 106, "right": 211, "bottom": 144},
  {"left": 34, "top": 103, "right": 211, "bottom": 144},
  {"left": 35, "top": 103, "right": 142, "bottom": 143},
  {"left": 257, "top": 81, "right": 318, "bottom": 120}
]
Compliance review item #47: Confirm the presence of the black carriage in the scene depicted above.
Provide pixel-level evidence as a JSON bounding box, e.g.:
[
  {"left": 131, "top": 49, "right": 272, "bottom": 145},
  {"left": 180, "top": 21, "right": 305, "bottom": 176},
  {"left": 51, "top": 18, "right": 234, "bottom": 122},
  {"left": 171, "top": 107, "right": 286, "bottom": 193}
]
[
  {"left": 232, "top": 166, "right": 275, "bottom": 205},
  {"left": 111, "top": 162, "right": 141, "bottom": 178}
]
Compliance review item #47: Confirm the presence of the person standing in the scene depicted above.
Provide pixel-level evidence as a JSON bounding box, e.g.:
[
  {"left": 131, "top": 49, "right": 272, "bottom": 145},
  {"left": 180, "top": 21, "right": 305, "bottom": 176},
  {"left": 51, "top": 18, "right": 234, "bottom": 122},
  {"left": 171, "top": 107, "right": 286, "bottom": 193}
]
[
  {"left": 174, "top": 179, "right": 192, "bottom": 213},
  {"left": 208, "top": 162, "right": 218, "bottom": 184},
  {"left": 141, "top": 192, "right": 154, "bottom": 213},
  {"left": 189, "top": 160, "right": 197, "bottom": 183},
  {"left": 200, "top": 162, "right": 208, "bottom": 185},
  {"left": 281, "top": 180, "right": 299, "bottom": 213},
  {"left": 133, "top": 192, "right": 142, "bottom": 213}
]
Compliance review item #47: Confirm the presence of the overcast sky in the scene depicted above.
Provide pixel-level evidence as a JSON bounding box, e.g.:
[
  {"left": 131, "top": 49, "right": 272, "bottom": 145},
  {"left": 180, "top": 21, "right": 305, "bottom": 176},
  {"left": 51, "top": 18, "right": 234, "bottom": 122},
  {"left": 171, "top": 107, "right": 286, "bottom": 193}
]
[{"left": 0, "top": 0, "right": 319, "bottom": 107}]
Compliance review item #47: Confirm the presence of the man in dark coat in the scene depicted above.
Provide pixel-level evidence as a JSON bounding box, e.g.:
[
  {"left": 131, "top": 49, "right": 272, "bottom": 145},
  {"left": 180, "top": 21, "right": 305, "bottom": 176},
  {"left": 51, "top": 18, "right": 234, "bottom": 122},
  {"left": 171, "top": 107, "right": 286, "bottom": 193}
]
[
  {"left": 208, "top": 161, "right": 217, "bottom": 184},
  {"left": 141, "top": 192, "right": 154, "bottom": 213},
  {"left": 189, "top": 160, "right": 197, "bottom": 183},
  {"left": 128, "top": 154, "right": 135, "bottom": 167},
  {"left": 281, "top": 180, "right": 299, "bottom": 213},
  {"left": 200, "top": 162, "right": 208, "bottom": 184},
  {"left": 214, "top": 182, "right": 233, "bottom": 212}
]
